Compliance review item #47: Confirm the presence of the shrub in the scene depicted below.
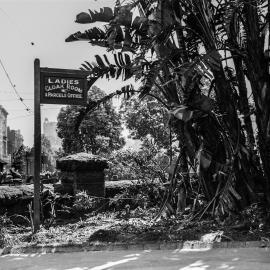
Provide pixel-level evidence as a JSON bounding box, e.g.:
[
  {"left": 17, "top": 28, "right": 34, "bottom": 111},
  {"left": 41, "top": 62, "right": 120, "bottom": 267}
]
[
  {"left": 105, "top": 142, "right": 172, "bottom": 183},
  {"left": 72, "top": 191, "right": 104, "bottom": 213},
  {"left": 106, "top": 180, "right": 164, "bottom": 211},
  {"left": 0, "top": 214, "right": 19, "bottom": 248}
]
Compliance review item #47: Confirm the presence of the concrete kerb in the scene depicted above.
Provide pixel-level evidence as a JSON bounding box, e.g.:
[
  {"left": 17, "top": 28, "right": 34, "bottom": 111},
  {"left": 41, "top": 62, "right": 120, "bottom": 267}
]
[{"left": 1, "top": 240, "right": 269, "bottom": 255}]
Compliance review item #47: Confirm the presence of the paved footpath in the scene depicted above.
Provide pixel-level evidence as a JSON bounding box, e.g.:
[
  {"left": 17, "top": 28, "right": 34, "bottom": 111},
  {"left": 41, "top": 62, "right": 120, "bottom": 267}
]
[{"left": 0, "top": 248, "right": 269, "bottom": 270}]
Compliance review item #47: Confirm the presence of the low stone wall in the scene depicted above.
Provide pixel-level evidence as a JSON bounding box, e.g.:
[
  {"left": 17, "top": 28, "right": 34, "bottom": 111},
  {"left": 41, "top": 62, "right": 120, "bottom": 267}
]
[{"left": 0, "top": 184, "right": 53, "bottom": 216}]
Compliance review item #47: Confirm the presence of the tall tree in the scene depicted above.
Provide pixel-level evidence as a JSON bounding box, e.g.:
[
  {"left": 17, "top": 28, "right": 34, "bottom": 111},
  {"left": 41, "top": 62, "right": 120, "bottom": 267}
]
[
  {"left": 121, "top": 95, "right": 173, "bottom": 150},
  {"left": 11, "top": 145, "right": 25, "bottom": 173},
  {"left": 57, "top": 86, "right": 125, "bottom": 155}
]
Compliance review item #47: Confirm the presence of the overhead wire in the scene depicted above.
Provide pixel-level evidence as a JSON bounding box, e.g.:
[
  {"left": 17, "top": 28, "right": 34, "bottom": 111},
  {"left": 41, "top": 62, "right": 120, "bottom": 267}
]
[
  {"left": 0, "top": 8, "right": 33, "bottom": 112},
  {"left": 0, "top": 97, "right": 34, "bottom": 102},
  {"left": 0, "top": 57, "right": 31, "bottom": 112},
  {"left": 0, "top": 98, "right": 33, "bottom": 102}
]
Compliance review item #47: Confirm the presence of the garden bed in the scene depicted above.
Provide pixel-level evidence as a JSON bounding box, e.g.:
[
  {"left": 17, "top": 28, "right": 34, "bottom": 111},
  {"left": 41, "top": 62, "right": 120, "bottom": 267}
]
[
  {"left": 1, "top": 207, "right": 269, "bottom": 250},
  {"left": 1, "top": 181, "right": 269, "bottom": 250}
]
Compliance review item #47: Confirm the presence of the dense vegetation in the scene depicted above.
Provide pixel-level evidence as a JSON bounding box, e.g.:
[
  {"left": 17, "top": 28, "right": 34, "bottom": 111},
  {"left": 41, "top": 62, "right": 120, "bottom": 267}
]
[
  {"left": 57, "top": 86, "right": 125, "bottom": 155},
  {"left": 65, "top": 0, "right": 270, "bottom": 219}
]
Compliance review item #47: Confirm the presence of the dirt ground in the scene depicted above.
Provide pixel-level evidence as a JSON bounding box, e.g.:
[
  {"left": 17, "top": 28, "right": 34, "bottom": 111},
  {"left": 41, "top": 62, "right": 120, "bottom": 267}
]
[{"left": 1, "top": 207, "right": 270, "bottom": 249}]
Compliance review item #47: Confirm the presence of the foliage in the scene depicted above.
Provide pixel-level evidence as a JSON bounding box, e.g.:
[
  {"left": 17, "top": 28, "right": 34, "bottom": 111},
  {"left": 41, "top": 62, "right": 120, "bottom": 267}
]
[
  {"left": 0, "top": 214, "right": 10, "bottom": 248},
  {"left": 120, "top": 95, "right": 174, "bottom": 150},
  {"left": 40, "top": 135, "right": 54, "bottom": 171},
  {"left": 106, "top": 140, "right": 172, "bottom": 183},
  {"left": 72, "top": 191, "right": 103, "bottom": 213},
  {"left": 0, "top": 214, "right": 22, "bottom": 248},
  {"left": 41, "top": 135, "right": 53, "bottom": 155},
  {"left": 65, "top": 1, "right": 270, "bottom": 217},
  {"left": 57, "top": 86, "right": 125, "bottom": 155},
  {"left": 105, "top": 150, "right": 138, "bottom": 181},
  {"left": 11, "top": 145, "right": 25, "bottom": 173},
  {"left": 108, "top": 181, "right": 163, "bottom": 211}
]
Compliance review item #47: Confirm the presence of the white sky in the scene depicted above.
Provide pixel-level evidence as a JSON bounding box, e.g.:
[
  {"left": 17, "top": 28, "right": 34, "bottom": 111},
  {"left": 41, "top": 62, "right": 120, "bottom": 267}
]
[{"left": 0, "top": 0, "right": 132, "bottom": 146}]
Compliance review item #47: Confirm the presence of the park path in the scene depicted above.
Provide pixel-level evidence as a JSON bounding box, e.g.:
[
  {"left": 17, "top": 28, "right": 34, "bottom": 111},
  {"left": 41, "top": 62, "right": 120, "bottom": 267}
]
[{"left": 0, "top": 248, "right": 270, "bottom": 270}]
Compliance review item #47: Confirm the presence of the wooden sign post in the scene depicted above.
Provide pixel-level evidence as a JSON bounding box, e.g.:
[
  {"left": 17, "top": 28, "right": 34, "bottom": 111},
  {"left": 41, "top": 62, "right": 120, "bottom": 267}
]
[
  {"left": 33, "top": 59, "right": 94, "bottom": 232},
  {"left": 34, "top": 59, "right": 41, "bottom": 232}
]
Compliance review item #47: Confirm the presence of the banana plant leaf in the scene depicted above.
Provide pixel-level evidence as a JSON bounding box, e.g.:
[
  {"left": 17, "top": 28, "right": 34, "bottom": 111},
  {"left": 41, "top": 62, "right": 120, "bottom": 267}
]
[
  {"left": 65, "top": 28, "right": 106, "bottom": 42},
  {"left": 75, "top": 7, "right": 114, "bottom": 24},
  {"left": 201, "top": 50, "right": 222, "bottom": 71},
  {"left": 196, "top": 146, "right": 212, "bottom": 170},
  {"left": 191, "top": 93, "right": 214, "bottom": 112},
  {"left": 171, "top": 105, "right": 194, "bottom": 122}
]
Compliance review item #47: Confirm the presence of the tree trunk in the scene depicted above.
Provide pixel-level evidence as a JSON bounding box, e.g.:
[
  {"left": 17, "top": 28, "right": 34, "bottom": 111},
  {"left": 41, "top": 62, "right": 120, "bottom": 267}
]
[
  {"left": 233, "top": 57, "right": 256, "bottom": 151},
  {"left": 242, "top": 0, "right": 270, "bottom": 201},
  {"left": 176, "top": 121, "right": 189, "bottom": 214}
]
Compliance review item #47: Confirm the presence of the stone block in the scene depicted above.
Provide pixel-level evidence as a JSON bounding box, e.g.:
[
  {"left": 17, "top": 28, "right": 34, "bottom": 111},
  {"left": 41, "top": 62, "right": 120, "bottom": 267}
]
[
  {"left": 57, "top": 152, "right": 108, "bottom": 171},
  {"left": 56, "top": 153, "right": 108, "bottom": 197}
]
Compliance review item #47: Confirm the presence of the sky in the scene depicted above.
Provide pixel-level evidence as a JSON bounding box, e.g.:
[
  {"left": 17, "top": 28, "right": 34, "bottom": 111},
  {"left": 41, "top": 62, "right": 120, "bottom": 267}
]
[{"left": 0, "top": 0, "right": 133, "bottom": 146}]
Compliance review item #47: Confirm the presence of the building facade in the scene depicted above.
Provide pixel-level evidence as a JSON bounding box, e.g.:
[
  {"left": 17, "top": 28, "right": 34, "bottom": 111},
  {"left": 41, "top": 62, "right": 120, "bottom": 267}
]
[
  {"left": 0, "top": 105, "right": 9, "bottom": 171},
  {"left": 7, "top": 127, "right": 24, "bottom": 156},
  {"left": 43, "top": 118, "right": 61, "bottom": 151}
]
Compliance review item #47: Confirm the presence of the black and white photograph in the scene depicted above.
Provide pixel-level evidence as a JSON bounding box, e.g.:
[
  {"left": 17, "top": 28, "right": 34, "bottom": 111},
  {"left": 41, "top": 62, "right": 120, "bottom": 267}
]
[{"left": 0, "top": 0, "right": 270, "bottom": 269}]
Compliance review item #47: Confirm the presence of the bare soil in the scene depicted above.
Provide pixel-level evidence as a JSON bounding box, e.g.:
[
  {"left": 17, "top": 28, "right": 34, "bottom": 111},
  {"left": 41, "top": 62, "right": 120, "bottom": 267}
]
[{"left": 1, "top": 207, "right": 270, "bottom": 249}]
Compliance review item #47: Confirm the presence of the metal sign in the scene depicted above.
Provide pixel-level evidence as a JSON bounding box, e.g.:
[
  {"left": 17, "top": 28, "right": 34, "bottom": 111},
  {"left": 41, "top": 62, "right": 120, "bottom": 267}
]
[{"left": 40, "top": 68, "right": 90, "bottom": 105}]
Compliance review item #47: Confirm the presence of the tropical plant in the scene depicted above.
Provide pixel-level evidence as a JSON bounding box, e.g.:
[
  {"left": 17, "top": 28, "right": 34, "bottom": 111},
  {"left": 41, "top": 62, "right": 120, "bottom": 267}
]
[
  {"left": 217, "top": 0, "right": 270, "bottom": 201},
  {"left": 65, "top": 0, "right": 269, "bottom": 217}
]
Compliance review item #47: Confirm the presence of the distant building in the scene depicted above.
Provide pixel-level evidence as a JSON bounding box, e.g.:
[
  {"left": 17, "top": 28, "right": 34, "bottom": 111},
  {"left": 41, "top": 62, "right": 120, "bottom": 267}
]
[
  {"left": 43, "top": 118, "right": 61, "bottom": 151},
  {"left": 7, "top": 127, "right": 24, "bottom": 156},
  {"left": 41, "top": 118, "right": 61, "bottom": 172},
  {"left": 0, "top": 105, "right": 9, "bottom": 171}
]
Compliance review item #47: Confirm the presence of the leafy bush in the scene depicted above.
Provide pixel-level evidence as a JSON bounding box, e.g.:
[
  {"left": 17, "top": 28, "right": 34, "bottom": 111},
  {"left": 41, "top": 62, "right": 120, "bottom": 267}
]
[
  {"left": 105, "top": 140, "right": 172, "bottom": 183},
  {"left": 104, "top": 141, "right": 172, "bottom": 210},
  {"left": 107, "top": 180, "right": 164, "bottom": 211},
  {"left": 72, "top": 191, "right": 104, "bottom": 213},
  {"left": 105, "top": 150, "right": 138, "bottom": 181},
  {"left": 241, "top": 203, "right": 267, "bottom": 231},
  {"left": 0, "top": 214, "right": 20, "bottom": 248}
]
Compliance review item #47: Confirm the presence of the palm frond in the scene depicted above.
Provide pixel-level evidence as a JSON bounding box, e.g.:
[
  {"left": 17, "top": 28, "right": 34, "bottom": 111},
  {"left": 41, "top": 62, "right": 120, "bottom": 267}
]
[
  {"left": 65, "top": 28, "right": 106, "bottom": 44},
  {"left": 80, "top": 53, "right": 133, "bottom": 81},
  {"left": 139, "top": 60, "right": 161, "bottom": 99},
  {"left": 75, "top": 85, "right": 137, "bottom": 130}
]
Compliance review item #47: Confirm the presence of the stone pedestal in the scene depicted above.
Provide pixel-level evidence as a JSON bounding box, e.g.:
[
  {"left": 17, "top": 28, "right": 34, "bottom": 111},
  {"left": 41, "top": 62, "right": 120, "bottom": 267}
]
[{"left": 56, "top": 153, "right": 108, "bottom": 197}]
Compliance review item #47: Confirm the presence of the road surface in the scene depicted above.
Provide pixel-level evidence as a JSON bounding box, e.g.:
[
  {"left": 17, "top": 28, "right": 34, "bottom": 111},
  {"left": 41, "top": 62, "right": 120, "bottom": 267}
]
[{"left": 0, "top": 248, "right": 269, "bottom": 270}]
